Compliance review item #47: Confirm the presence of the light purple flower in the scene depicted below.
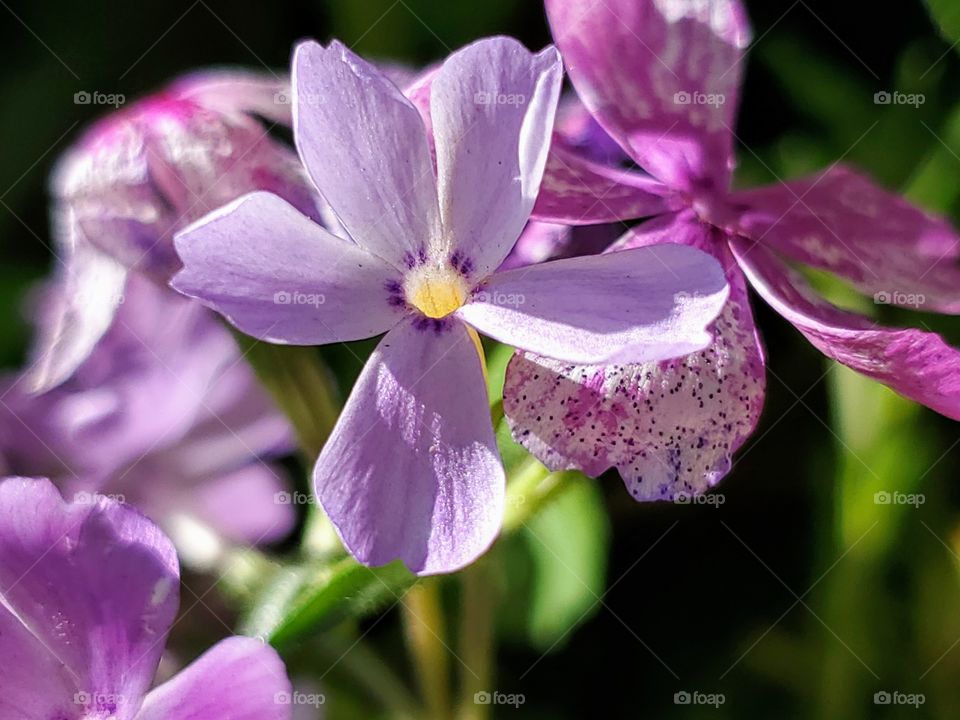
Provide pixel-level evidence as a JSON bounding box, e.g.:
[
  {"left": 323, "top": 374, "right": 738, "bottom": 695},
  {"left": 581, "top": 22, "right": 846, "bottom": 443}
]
[
  {"left": 504, "top": 0, "right": 960, "bottom": 502},
  {"left": 171, "top": 37, "right": 730, "bottom": 574},
  {"left": 2, "top": 275, "right": 295, "bottom": 553},
  {"left": 0, "top": 476, "right": 292, "bottom": 719},
  {"left": 30, "top": 71, "right": 319, "bottom": 393}
]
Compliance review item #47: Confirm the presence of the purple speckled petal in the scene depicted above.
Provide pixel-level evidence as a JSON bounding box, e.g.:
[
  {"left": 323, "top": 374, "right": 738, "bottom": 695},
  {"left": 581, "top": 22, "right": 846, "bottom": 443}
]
[
  {"left": 0, "top": 477, "right": 179, "bottom": 720},
  {"left": 135, "top": 637, "right": 292, "bottom": 720},
  {"left": 173, "top": 192, "right": 405, "bottom": 344},
  {"left": 459, "top": 242, "right": 729, "bottom": 364},
  {"left": 314, "top": 318, "right": 504, "bottom": 575},
  {"left": 430, "top": 37, "right": 562, "bottom": 277},
  {"left": 734, "top": 165, "right": 960, "bottom": 314},
  {"left": 532, "top": 140, "right": 673, "bottom": 224},
  {"left": 292, "top": 40, "right": 440, "bottom": 266},
  {"left": 503, "top": 212, "right": 765, "bottom": 499},
  {"left": 545, "top": 0, "right": 751, "bottom": 190},
  {"left": 731, "top": 237, "right": 960, "bottom": 420}
]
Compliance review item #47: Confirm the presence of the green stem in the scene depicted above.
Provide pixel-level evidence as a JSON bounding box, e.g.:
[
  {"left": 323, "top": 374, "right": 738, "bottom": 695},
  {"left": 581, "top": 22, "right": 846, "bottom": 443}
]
[
  {"left": 503, "top": 460, "right": 575, "bottom": 532},
  {"left": 403, "top": 579, "right": 453, "bottom": 720},
  {"left": 456, "top": 560, "right": 496, "bottom": 720}
]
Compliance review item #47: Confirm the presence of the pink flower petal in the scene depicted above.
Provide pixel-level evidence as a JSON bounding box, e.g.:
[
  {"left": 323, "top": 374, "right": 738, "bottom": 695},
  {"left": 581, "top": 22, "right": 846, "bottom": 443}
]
[
  {"left": 731, "top": 237, "right": 960, "bottom": 420},
  {"left": 545, "top": 0, "right": 751, "bottom": 190},
  {"left": 734, "top": 165, "right": 960, "bottom": 314}
]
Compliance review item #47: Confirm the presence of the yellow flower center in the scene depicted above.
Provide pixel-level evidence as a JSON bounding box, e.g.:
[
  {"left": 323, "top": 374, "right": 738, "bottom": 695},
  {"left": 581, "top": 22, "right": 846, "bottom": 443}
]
[{"left": 406, "top": 268, "right": 468, "bottom": 319}]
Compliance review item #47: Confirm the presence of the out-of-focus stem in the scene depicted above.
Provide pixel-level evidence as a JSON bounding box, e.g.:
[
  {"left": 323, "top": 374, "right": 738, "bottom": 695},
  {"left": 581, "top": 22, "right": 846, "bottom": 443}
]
[
  {"left": 456, "top": 560, "right": 496, "bottom": 720},
  {"left": 403, "top": 579, "right": 453, "bottom": 720},
  {"left": 503, "top": 459, "right": 575, "bottom": 533}
]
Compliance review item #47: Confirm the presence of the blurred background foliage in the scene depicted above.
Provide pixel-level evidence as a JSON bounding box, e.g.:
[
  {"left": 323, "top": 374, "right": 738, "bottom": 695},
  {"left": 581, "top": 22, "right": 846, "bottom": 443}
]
[{"left": 2, "top": 0, "right": 960, "bottom": 717}]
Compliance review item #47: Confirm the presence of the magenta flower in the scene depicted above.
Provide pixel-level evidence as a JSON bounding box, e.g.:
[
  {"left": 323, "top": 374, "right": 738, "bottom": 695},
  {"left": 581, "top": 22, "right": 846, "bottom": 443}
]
[
  {"left": 172, "top": 37, "right": 730, "bottom": 574},
  {"left": 31, "top": 71, "right": 318, "bottom": 393},
  {"left": 2, "top": 276, "right": 295, "bottom": 553},
  {"left": 504, "top": 0, "right": 960, "bottom": 501},
  {"left": 0, "top": 476, "right": 292, "bottom": 719}
]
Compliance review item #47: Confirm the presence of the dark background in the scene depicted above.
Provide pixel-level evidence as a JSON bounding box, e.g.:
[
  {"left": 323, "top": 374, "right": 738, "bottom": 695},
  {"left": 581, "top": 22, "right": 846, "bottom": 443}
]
[{"left": 2, "top": 1, "right": 960, "bottom": 718}]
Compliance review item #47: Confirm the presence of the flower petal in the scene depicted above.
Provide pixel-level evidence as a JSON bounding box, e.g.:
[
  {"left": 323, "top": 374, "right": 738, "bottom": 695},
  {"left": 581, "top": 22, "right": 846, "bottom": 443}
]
[
  {"left": 545, "top": 0, "right": 751, "bottom": 190},
  {"left": 458, "top": 242, "right": 729, "bottom": 364},
  {"left": 730, "top": 238, "right": 960, "bottom": 420},
  {"left": 314, "top": 318, "right": 504, "bottom": 575},
  {"left": 503, "top": 214, "right": 765, "bottom": 499},
  {"left": 136, "top": 637, "right": 292, "bottom": 720},
  {"left": 0, "top": 477, "right": 179, "bottom": 717},
  {"left": 533, "top": 140, "right": 673, "bottom": 224},
  {"left": 173, "top": 191, "right": 404, "bottom": 344},
  {"left": 25, "top": 226, "right": 129, "bottom": 393},
  {"left": 292, "top": 40, "right": 440, "bottom": 266},
  {"left": 734, "top": 165, "right": 960, "bottom": 313},
  {"left": 430, "top": 37, "right": 562, "bottom": 277}
]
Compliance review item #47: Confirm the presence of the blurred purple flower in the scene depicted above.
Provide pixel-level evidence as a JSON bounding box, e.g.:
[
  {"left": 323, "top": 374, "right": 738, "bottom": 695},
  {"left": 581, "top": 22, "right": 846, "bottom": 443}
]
[
  {"left": 1, "top": 275, "right": 296, "bottom": 556},
  {"left": 504, "top": 0, "right": 960, "bottom": 502},
  {"left": 172, "top": 37, "right": 730, "bottom": 574},
  {"left": 30, "top": 70, "right": 320, "bottom": 393},
  {"left": 0, "top": 476, "right": 292, "bottom": 719}
]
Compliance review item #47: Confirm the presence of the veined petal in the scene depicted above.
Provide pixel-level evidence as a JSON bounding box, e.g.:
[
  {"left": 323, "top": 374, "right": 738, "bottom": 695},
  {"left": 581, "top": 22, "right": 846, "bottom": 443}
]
[
  {"left": 314, "top": 318, "right": 504, "bottom": 575},
  {"left": 545, "top": 0, "right": 751, "bottom": 190},
  {"left": 731, "top": 238, "right": 960, "bottom": 420},
  {"left": 458, "top": 242, "right": 729, "bottom": 364},
  {"left": 292, "top": 40, "right": 440, "bottom": 267},
  {"left": 173, "top": 192, "right": 405, "bottom": 345},
  {"left": 734, "top": 165, "right": 960, "bottom": 314},
  {"left": 0, "top": 477, "right": 179, "bottom": 718},
  {"left": 430, "top": 37, "right": 563, "bottom": 278},
  {"left": 135, "top": 637, "right": 292, "bottom": 720},
  {"left": 533, "top": 140, "right": 673, "bottom": 224},
  {"left": 504, "top": 214, "right": 765, "bottom": 499}
]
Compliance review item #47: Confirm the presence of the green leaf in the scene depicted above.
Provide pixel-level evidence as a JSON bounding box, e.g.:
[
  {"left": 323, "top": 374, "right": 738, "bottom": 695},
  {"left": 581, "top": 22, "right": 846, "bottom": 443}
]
[
  {"left": 498, "top": 475, "right": 610, "bottom": 651},
  {"left": 241, "top": 557, "right": 416, "bottom": 648},
  {"left": 925, "top": 0, "right": 960, "bottom": 46}
]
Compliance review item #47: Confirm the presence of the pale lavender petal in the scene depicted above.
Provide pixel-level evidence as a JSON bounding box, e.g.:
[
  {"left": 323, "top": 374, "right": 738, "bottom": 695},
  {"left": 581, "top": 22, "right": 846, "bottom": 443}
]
[
  {"left": 0, "top": 477, "right": 179, "bottom": 718},
  {"left": 545, "top": 0, "right": 751, "bottom": 190},
  {"left": 731, "top": 238, "right": 960, "bottom": 420},
  {"left": 25, "top": 222, "right": 129, "bottom": 393},
  {"left": 171, "top": 69, "right": 294, "bottom": 125},
  {"left": 533, "top": 141, "right": 674, "bottom": 224},
  {"left": 734, "top": 165, "right": 960, "bottom": 313},
  {"left": 430, "top": 37, "right": 562, "bottom": 277},
  {"left": 458, "top": 244, "right": 729, "bottom": 364},
  {"left": 136, "top": 637, "right": 292, "bottom": 720},
  {"left": 292, "top": 40, "right": 440, "bottom": 266},
  {"left": 504, "top": 215, "right": 765, "bottom": 499},
  {"left": 314, "top": 318, "right": 504, "bottom": 575},
  {"left": 173, "top": 192, "right": 405, "bottom": 344}
]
